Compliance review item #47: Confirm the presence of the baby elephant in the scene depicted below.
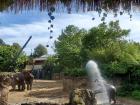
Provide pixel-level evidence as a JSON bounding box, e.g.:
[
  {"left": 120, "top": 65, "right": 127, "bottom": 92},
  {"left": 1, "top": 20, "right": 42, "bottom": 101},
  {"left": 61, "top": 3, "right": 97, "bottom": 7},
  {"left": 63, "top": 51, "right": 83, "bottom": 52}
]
[
  {"left": 94, "top": 79, "right": 116, "bottom": 104},
  {"left": 105, "top": 83, "right": 116, "bottom": 104}
]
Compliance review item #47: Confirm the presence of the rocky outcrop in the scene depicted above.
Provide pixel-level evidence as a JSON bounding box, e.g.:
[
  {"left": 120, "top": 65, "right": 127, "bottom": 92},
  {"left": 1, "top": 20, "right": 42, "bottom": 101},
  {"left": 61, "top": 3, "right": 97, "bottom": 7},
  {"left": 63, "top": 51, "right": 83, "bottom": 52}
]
[
  {"left": 0, "top": 86, "right": 9, "bottom": 105},
  {"left": 69, "top": 88, "right": 98, "bottom": 105},
  {"left": 0, "top": 75, "right": 10, "bottom": 105},
  {"left": 21, "top": 103, "right": 69, "bottom": 105}
]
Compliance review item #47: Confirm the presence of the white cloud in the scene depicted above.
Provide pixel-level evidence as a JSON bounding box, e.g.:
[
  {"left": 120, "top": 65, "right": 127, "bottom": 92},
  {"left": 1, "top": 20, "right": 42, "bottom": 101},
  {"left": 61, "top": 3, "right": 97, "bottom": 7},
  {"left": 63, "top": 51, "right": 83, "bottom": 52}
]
[{"left": 1, "top": 13, "right": 140, "bottom": 54}]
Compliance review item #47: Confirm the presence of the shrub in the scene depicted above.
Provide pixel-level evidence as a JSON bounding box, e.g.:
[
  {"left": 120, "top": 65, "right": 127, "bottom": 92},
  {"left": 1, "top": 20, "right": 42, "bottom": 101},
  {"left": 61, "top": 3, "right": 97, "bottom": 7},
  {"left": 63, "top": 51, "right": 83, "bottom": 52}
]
[
  {"left": 64, "top": 68, "right": 86, "bottom": 77},
  {"left": 131, "top": 90, "right": 140, "bottom": 100},
  {"left": 117, "top": 87, "right": 131, "bottom": 96}
]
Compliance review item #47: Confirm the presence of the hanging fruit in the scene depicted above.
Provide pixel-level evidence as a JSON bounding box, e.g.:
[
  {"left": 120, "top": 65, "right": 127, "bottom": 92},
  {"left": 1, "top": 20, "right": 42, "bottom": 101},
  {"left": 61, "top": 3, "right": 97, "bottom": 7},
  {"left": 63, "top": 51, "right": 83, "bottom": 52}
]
[
  {"left": 50, "top": 16, "right": 55, "bottom": 20},
  {"left": 92, "top": 17, "right": 95, "bottom": 20},
  {"left": 50, "top": 24, "right": 53, "bottom": 28},
  {"left": 46, "top": 45, "right": 49, "bottom": 47},
  {"left": 50, "top": 36, "right": 53, "bottom": 39},
  {"left": 103, "top": 13, "right": 107, "bottom": 17},
  {"left": 47, "top": 6, "right": 56, "bottom": 49},
  {"left": 48, "top": 12, "right": 52, "bottom": 16},
  {"left": 50, "top": 30, "right": 53, "bottom": 33},
  {"left": 114, "top": 13, "right": 117, "bottom": 17},
  {"left": 50, "top": 7, "right": 55, "bottom": 13},
  {"left": 120, "top": 11, "right": 123, "bottom": 15},
  {"left": 130, "top": 14, "right": 132, "bottom": 18},
  {"left": 101, "top": 17, "right": 105, "bottom": 21},
  {"left": 48, "top": 20, "right": 51, "bottom": 23}
]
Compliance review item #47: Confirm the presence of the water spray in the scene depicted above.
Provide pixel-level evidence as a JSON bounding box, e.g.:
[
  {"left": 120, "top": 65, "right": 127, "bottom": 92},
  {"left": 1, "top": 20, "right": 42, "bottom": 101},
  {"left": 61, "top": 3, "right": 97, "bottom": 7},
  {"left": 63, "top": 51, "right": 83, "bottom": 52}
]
[{"left": 86, "top": 60, "right": 110, "bottom": 105}]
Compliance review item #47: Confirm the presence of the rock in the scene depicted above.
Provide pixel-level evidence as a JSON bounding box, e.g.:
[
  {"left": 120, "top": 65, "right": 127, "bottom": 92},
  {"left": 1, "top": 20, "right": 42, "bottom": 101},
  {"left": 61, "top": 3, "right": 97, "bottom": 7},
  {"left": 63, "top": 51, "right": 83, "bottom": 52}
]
[
  {"left": 69, "top": 88, "right": 98, "bottom": 105},
  {"left": 0, "top": 76, "right": 9, "bottom": 105},
  {"left": 0, "top": 86, "right": 9, "bottom": 105},
  {"left": 21, "top": 103, "right": 69, "bottom": 105}
]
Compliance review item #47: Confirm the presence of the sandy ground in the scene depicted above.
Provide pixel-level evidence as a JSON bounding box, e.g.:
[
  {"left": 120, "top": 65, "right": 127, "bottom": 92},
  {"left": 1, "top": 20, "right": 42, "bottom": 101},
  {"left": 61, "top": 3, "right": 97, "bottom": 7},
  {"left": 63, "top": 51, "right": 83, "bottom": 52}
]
[
  {"left": 8, "top": 80, "right": 140, "bottom": 105},
  {"left": 8, "top": 80, "right": 69, "bottom": 105}
]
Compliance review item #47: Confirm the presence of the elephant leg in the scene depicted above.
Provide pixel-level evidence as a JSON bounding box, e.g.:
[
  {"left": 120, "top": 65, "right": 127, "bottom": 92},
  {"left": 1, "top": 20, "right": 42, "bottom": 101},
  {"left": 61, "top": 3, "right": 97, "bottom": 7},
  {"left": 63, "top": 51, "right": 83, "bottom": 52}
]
[
  {"left": 13, "top": 85, "right": 16, "bottom": 90},
  {"left": 107, "top": 94, "right": 112, "bottom": 104},
  {"left": 30, "top": 82, "right": 33, "bottom": 90},
  {"left": 27, "top": 83, "right": 29, "bottom": 90},
  {"left": 22, "top": 83, "right": 25, "bottom": 91},
  {"left": 11, "top": 84, "right": 15, "bottom": 90},
  {"left": 112, "top": 96, "right": 116, "bottom": 104},
  {"left": 18, "top": 84, "right": 20, "bottom": 91},
  {"left": 24, "top": 83, "right": 26, "bottom": 90},
  {"left": 30, "top": 84, "right": 32, "bottom": 90},
  {"left": 109, "top": 97, "right": 111, "bottom": 103}
]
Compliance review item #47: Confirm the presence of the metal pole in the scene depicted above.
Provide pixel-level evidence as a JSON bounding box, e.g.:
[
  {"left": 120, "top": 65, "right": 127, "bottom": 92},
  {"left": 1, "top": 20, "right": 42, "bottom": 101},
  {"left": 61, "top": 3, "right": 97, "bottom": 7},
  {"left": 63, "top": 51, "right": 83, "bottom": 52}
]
[{"left": 10, "top": 36, "right": 32, "bottom": 72}]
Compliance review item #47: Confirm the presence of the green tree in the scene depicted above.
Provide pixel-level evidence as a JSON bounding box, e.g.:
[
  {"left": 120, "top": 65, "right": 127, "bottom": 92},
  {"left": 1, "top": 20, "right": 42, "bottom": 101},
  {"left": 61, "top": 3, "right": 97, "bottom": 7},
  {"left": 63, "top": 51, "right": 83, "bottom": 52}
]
[
  {"left": 54, "top": 21, "right": 140, "bottom": 78},
  {"left": 55, "top": 25, "right": 87, "bottom": 69},
  {"left": 54, "top": 21, "right": 140, "bottom": 96},
  {"left": 33, "top": 44, "right": 47, "bottom": 57},
  {"left": 0, "top": 45, "right": 28, "bottom": 72},
  {"left": 12, "top": 43, "right": 21, "bottom": 50},
  {"left": 81, "top": 21, "right": 130, "bottom": 64}
]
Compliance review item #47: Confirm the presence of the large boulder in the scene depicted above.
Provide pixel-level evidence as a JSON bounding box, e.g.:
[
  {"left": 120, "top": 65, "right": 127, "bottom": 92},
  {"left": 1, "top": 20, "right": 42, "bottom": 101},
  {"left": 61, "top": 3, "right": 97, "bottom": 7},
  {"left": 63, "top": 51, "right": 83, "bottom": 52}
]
[
  {"left": 69, "top": 88, "right": 98, "bottom": 105},
  {"left": 0, "top": 75, "right": 10, "bottom": 105},
  {"left": 0, "top": 85, "right": 9, "bottom": 105}
]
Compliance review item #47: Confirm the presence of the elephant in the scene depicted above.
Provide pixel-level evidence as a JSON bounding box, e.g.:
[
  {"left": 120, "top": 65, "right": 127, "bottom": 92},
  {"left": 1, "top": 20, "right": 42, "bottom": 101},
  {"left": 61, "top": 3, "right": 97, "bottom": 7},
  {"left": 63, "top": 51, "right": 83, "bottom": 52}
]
[
  {"left": 0, "top": 76, "right": 9, "bottom": 105},
  {"left": 17, "top": 72, "right": 26, "bottom": 91},
  {"left": 24, "top": 71, "right": 34, "bottom": 90},
  {"left": 10, "top": 72, "right": 25, "bottom": 91},
  {"left": 10, "top": 71, "right": 34, "bottom": 91},
  {"left": 93, "top": 79, "right": 116, "bottom": 104},
  {"left": 104, "top": 83, "right": 116, "bottom": 104}
]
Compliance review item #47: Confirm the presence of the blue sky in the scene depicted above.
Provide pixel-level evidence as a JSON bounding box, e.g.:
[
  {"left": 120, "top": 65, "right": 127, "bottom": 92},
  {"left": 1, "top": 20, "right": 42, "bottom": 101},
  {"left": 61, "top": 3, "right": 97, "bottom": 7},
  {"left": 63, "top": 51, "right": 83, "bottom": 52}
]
[{"left": 0, "top": 10, "right": 140, "bottom": 55}]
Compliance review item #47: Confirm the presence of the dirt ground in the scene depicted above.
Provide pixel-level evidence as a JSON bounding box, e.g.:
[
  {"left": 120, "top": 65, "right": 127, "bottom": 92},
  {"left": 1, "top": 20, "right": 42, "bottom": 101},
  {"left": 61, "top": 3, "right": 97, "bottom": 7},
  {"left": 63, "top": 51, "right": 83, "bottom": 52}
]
[
  {"left": 8, "top": 80, "right": 69, "bottom": 105},
  {"left": 8, "top": 80, "right": 140, "bottom": 105}
]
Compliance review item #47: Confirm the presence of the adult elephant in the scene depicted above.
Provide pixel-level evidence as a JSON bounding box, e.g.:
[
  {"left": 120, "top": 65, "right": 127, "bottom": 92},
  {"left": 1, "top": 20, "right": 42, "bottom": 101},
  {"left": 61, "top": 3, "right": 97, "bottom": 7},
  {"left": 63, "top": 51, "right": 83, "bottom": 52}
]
[
  {"left": 10, "top": 72, "right": 25, "bottom": 91},
  {"left": 24, "top": 71, "right": 34, "bottom": 90},
  {"left": 17, "top": 72, "right": 25, "bottom": 91},
  {"left": 11, "top": 71, "right": 34, "bottom": 91},
  {"left": 104, "top": 83, "right": 116, "bottom": 104}
]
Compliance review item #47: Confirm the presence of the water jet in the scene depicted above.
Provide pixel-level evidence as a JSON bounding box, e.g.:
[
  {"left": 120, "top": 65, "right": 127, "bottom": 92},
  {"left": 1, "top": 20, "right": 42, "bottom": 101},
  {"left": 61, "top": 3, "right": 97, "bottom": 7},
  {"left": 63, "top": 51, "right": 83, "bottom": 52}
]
[{"left": 86, "top": 60, "right": 110, "bottom": 105}]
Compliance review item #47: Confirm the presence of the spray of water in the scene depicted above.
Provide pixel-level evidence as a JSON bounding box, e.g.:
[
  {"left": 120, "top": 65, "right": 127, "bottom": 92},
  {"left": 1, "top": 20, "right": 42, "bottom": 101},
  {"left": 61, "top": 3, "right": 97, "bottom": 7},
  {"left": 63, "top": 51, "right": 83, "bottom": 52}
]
[{"left": 86, "top": 60, "right": 110, "bottom": 105}]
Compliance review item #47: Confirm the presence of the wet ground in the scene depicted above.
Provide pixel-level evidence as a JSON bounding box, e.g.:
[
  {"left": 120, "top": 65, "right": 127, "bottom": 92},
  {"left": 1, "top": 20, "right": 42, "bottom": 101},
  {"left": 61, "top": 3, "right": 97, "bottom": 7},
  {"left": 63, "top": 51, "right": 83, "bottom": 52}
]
[{"left": 8, "top": 80, "right": 140, "bottom": 105}]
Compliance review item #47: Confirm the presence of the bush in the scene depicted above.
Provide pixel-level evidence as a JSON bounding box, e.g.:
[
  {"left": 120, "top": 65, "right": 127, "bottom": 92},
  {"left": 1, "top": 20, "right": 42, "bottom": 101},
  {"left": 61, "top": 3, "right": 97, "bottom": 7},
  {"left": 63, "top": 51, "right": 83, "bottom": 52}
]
[
  {"left": 117, "top": 86, "right": 131, "bottom": 96},
  {"left": 117, "top": 83, "right": 140, "bottom": 100},
  {"left": 131, "top": 90, "right": 140, "bottom": 100},
  {"left": 64, "top": 68, "right": 87, "bottom": 77}
]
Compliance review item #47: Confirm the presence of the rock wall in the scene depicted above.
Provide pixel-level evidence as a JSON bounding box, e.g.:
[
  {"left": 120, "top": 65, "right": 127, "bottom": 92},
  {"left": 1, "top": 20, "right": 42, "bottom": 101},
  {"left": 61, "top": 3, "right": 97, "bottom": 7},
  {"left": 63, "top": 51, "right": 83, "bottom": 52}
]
[
  {"left": 63, "top": 77, "right": 88, "bottom": 92},
  {"left": 0, "top": 75, "right": 9, "bottom": 105},
  {"left": 21, "top": 103, "right": 69, "bottom": 105}
]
